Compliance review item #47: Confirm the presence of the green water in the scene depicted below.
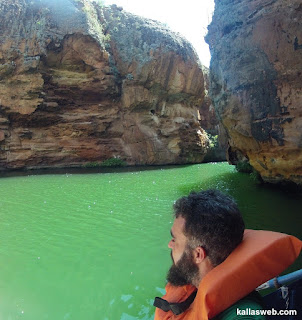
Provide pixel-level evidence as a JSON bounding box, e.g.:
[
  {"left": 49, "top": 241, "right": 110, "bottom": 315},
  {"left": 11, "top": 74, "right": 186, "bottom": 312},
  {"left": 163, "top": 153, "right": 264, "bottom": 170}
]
[{"left": 0, "top": 163, "right": 301, "bottom": 320}]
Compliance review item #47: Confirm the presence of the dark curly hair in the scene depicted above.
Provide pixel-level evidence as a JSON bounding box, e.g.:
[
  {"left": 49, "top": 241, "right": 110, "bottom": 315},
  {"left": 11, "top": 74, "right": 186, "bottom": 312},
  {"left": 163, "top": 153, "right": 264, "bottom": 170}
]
[{"left": 173, "top": 189, "right": 245, "bottom": 266}]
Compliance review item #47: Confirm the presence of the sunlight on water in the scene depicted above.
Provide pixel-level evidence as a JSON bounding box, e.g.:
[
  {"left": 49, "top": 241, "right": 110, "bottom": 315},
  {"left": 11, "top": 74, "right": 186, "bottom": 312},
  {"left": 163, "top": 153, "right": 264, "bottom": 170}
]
[{"left": 0, "top": 163, "right": 301, "bottom": 320}]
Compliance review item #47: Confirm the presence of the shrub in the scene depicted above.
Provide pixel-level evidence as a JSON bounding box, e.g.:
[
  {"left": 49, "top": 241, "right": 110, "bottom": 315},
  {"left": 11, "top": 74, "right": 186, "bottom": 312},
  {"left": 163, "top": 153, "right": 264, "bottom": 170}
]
[
  {"left": 235, "top": 161, "right": 254, "bottom": 173},
  {"left": 82, "top": 162, "right": 100, "bottom": 168},
  {"left": 100, "top": 158, "right": 127, "bottom": 167},
  {"left": 207, "top": 133, "right": 218, "bottom": 149},
  {"left": 83, "top": 158, "right": 127, "bottom": 168},
  {"left": 250, "top": 170, "right": 262, "bottom": 182}
]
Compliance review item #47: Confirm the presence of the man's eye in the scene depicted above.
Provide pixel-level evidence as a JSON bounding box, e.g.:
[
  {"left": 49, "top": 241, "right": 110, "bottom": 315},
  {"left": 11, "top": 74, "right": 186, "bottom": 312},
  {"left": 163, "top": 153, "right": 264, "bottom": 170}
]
[{"left": 171, "top": 238, "right": 175, "bottom": 242}]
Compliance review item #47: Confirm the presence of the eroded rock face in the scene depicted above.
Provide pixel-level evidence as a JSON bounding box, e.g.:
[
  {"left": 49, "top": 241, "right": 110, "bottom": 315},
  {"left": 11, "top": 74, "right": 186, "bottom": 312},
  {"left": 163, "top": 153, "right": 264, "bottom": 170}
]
[
  {"left": 206, "top": 0, "right": 302, "bottom": 185},
  {"left": 0, "top": 0, "right": 207, "bottom": 169}
]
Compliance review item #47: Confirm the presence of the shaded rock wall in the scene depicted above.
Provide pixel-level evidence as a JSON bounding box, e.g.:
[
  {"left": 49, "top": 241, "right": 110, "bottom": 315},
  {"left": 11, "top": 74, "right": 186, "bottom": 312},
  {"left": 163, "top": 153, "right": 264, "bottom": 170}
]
[
  {"left": 199, "top": 66, "right": 227, "bottom": 162},
  {"left": 206, "top": 0, "right": 302, "bottom": 185},
  {"left": 0, "top": 0, "right": 207, "bottom": 170}
]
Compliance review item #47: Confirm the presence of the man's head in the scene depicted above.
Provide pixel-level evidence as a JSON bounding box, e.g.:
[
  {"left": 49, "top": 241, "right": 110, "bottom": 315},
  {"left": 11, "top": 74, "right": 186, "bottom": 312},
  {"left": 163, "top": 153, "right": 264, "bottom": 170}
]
[{"left": 167, "top": 189, "right": 245, "bottom": 287}]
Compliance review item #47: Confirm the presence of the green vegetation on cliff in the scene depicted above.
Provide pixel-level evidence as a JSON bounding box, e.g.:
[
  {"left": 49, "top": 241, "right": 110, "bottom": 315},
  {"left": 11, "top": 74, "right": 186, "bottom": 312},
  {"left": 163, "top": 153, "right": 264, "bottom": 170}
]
[{"left": 83, "top": 158, "right": 127, "bottom": 168}]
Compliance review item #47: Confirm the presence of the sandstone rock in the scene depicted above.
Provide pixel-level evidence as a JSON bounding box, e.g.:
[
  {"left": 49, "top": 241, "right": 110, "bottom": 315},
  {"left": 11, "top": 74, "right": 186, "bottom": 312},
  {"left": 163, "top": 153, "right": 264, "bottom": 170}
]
[
  {"left": 206, "top": 0, "right": 302, "bottom": 185},
  {"left": 0, "top": 0, "right": 207, "bottom": 170}
]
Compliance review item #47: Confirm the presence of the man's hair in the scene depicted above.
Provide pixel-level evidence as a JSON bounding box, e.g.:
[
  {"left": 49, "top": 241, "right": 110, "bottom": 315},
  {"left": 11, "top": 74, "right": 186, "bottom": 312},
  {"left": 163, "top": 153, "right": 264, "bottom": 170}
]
[{"left": 173, "top": 189, "right": 245, "bottom": 266}]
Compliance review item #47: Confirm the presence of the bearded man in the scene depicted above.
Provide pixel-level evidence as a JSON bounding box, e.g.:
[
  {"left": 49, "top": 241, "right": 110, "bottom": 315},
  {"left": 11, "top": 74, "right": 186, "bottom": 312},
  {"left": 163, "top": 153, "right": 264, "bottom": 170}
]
[{"left": 154, "top": 189, "right": 266, "bottom": 320}]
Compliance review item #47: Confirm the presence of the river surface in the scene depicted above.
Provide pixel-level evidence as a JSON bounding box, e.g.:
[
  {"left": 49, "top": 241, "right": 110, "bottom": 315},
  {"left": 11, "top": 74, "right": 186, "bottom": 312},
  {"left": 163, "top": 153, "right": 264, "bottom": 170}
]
[{"left": 0, "top": 162, "right": 301, "bottom": 320}]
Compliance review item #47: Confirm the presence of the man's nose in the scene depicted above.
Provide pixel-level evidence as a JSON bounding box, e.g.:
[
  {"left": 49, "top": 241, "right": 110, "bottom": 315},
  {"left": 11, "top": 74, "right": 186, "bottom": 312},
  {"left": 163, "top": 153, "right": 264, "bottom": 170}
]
[{"left": 168, "top": 240, "right": 173, "bottom": 249}]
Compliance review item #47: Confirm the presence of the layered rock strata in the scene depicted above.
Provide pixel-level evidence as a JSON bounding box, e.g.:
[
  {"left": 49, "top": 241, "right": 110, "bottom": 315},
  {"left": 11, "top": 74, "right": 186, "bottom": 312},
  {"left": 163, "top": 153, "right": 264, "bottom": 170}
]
[
  {"left": 0, "top": 0, "right": 207, "bottom": 169},
  {"left": 206, "top": 0, "right": 302, "bottom": 185}
]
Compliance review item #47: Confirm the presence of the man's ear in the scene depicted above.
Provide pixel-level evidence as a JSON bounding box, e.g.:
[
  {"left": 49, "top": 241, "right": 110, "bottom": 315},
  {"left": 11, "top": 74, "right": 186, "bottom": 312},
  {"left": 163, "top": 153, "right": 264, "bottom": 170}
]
[{"left": 193, "top": 246, "right": 207, "bottom": 264}]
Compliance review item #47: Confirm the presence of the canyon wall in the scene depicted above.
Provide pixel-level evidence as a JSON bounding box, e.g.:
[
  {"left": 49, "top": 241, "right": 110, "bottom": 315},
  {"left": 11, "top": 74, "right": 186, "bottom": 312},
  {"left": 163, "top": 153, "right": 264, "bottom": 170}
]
[
  {"left": 0, "top": 0, "right": 207, "bottom": 170},
  {"left": 199, "top": 66, "right": 227, "bottom": 162},
  {"left": 206, "top": 0, "right": 302, "bottom": 185}
]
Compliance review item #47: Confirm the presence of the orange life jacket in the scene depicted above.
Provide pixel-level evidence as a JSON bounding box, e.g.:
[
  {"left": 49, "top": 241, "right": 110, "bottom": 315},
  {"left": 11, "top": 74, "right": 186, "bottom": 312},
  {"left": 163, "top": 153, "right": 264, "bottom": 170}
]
[{"left": 154, "top": 229, "right": 302, "bottom": 320}]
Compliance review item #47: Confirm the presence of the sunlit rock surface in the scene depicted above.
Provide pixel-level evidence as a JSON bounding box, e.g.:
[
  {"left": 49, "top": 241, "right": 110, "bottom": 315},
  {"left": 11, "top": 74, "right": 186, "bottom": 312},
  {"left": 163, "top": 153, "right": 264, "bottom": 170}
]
[
  {"left": 206, "top": 0, "right": 302, "bottom": 185},
  {"left": 0, "top": 0, "right": 207, "bottom": 169}
]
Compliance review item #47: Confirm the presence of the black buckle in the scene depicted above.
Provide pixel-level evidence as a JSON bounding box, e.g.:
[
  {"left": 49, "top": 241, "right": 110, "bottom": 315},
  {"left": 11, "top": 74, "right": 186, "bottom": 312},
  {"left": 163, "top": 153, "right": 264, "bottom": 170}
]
[{"left": 153, "top": 290, "right": 197, "bottom": 315}]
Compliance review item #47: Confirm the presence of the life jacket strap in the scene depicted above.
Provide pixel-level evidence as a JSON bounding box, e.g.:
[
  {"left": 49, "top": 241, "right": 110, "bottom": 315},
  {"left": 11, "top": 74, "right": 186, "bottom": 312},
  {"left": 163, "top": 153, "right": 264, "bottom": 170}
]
[{"left": 153, "top": 289, "right": 197, "bottom": 315}]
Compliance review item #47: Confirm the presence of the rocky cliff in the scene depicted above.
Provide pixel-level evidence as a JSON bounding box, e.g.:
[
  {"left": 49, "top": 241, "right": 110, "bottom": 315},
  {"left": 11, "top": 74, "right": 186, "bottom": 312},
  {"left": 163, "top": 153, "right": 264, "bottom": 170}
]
[
  {"left": 0, "top": 0, "right": 207, "bottom": 170},
  {"left": 206, "top": 0, "right": 302, "bottom": 185}
]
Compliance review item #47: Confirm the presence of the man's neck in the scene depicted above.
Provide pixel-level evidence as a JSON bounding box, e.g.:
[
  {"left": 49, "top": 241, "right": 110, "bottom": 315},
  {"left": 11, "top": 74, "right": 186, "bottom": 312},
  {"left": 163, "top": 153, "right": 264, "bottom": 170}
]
[{"left": 195, "top": 257, "right": 214, "bottom": 288}]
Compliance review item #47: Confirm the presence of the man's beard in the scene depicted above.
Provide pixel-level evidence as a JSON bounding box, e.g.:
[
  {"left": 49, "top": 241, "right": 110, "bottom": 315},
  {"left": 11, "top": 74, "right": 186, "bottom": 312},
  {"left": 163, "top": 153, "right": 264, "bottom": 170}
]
[{"left": 166, "top": 249, "right": 199, "bottom": 286}]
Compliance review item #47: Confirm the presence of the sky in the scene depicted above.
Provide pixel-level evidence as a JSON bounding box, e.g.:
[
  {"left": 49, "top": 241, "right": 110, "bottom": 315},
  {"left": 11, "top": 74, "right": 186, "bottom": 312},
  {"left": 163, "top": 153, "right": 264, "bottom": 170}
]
[{"left": 102, "top": 0, "right": 215, "bottom": 67}]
